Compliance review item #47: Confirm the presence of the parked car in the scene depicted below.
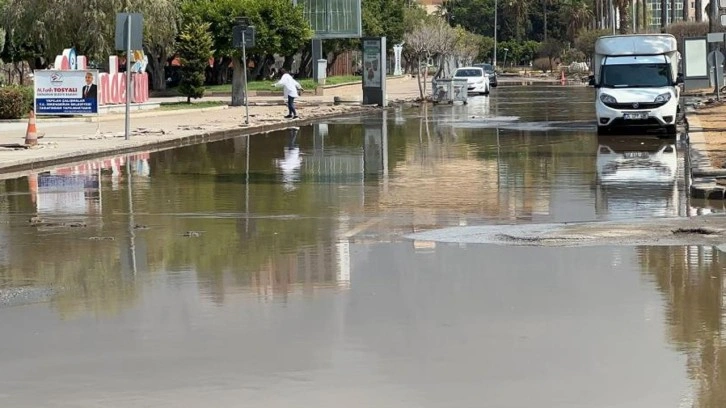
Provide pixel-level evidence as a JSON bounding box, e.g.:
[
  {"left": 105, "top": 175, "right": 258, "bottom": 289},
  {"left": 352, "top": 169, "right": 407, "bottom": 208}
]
[
  {"left": 473, "top": 63, "right": 497, "bottom": 87},
  {"left": 453, "top": 67, "right": 490, "bottom": 95}
]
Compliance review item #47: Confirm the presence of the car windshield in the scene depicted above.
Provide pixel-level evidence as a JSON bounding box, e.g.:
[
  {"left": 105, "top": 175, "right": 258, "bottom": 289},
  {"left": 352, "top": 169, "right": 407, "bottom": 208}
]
[
  {"left": 475, "top": 64, "right": 494, "bottom": 73},
  {"left": 601, "top": 63, "right": 671, "bottom": 88},
  {"left": 454, "top": 69, "right": 482, "bottom": 77}
]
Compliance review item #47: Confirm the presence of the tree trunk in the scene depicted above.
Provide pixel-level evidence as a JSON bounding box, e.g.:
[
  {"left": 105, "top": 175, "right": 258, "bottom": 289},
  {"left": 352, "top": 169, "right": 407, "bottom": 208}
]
[
  {"left": 299, "top": 47, "right": 313, "bottom": 77},
  {"left": 660, "top": 0, "right": 667, "bottom": 30},
  {"left": 145, "top": 46, "right": 168, "bottom": 91},
  {"left": 213, "top": 56, "right": 231, "bottom": 85},
  {"left": 283, "top": 55, "right": 294, "bottom": 71},
  {"left": 619, "top": 5, "right": 630, "bottom": 33},
  {"left": 683, "top": 0, "right": 689, "bottom": 21},
  {"left": 416, "top": 55, "right": 424, "bottom": 100},
  {"left": 231, "top": 56, "right": 246, "bottom": 107},
  {"left": 634, "top": 0, "right": 640, "bottom": 32},
  {"left": 695, "top": 0, "right": 702, "bottom": 21},
  {"left": 643, "top": 0, "right": 648, "bottom": 29}
]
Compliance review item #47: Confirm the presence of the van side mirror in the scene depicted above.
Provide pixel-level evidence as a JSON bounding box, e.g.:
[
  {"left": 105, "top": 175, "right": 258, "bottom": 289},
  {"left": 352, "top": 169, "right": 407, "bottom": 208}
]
[
  {"left": 588, "top": 75, "right": 596, "bottom": 86},
  {"left": 675, "top": 73, "right": 684, "bottom": 85}
]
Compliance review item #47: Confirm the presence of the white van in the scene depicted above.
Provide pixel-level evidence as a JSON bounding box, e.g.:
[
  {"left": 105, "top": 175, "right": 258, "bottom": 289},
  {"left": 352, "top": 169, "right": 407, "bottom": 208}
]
[{"left": 590, "top": 34, "right": 682, "bottom": 134}]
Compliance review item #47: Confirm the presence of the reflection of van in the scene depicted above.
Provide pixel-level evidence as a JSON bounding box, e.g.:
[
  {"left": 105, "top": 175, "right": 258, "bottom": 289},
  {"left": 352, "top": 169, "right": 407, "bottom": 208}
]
[
  {"left": 595, "top": 136, "right": 681, "bottom": 218},
  {"left": 596, "top": 136, "right": 677, "bottom": 184}
]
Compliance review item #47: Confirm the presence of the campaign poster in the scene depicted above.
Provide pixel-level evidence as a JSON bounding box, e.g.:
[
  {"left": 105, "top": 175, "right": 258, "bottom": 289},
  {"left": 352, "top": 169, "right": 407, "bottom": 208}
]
[
  {"left": 34, "top": 70, "right": 99, "bottom": 115},
  {"left": 362, "top": 39, "right": 382, "bottom": 88}
]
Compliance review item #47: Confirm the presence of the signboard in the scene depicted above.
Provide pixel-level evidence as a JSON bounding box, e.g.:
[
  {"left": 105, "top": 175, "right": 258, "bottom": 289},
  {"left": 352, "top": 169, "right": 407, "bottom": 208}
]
[
  {"left": 361, "top": 37, "right": 386, "bottom": 106},
  {"left": 233, "top": 26, "right": 256, "bottom": 49},
  {"left": 115, "top": 13, "right": 144, "bottom": 50},
  {"left": 683, "top": 37, "right": 708, "bottom": 78},
  {"left": 708, "top": 33, "right": 725, "bottom": 43},
  {"left": 297, "top": 0, "right": 362, "bottom": 39},
  {"left": 34, "top": 70, "right": 100, "bottom": 115},
  {"left": 362, "top": 39, "right": 382, "bottom": 88}
]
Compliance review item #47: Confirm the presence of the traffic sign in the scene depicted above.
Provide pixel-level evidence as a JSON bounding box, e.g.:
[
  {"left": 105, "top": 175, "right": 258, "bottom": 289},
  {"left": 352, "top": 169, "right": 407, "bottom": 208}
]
[
  {"left": 233, "top": 26, "right": 256, "bottom": 49},
  {"left": 114, "top": 13, "right": 143, "bottom": 50}
]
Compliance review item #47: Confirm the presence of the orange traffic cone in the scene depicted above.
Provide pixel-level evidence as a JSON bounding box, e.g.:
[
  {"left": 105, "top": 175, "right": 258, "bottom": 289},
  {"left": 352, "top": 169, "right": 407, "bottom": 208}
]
[
  {"left": 560, "top": 70, "right": 566, "bottom": 85},
  {"left": 25, "top": 110, "right": 38, "bottom": 146}
]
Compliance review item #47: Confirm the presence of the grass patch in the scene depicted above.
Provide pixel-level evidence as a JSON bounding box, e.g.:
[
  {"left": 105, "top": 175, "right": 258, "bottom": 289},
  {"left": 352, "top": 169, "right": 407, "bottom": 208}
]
[
  {"left": 204, "top": 75, "right": 363, "bottom": 93},
  {"left": 159, "top": 101, "right": 227, "bottom": 111}
]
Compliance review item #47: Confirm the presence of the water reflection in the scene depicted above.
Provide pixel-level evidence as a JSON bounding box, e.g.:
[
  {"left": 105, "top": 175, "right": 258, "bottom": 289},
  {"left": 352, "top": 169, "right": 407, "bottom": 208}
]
[
  {"left": 0, "top": 87, "right": 695, "bottom": 318},
  {"left": 0, "top": 85, "right": 721, "bottom": 406},
  {"left": 594, "top": 135, "right": 684, "bottom": 218},
  {"left": 638, "top": 245, "right": 726, "bottom": 408}
]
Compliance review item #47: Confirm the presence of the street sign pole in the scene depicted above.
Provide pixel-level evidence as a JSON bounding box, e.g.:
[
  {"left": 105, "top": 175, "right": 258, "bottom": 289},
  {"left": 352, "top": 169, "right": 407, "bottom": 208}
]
[
  {"left": 125, "top": 15, "right": 132, "bottom": 140},
  {"left": 242, "top": 29, "right": 249, "bottom": 125}
]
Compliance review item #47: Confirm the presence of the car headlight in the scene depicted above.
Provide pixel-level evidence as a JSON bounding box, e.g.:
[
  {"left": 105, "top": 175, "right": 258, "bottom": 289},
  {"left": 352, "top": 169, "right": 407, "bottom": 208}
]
[
  {"left": 654, "top": 92, "right": 671, "bottom": 103},
  {"left": 600, "top": 94, "right": 617, "bottom": 104}
]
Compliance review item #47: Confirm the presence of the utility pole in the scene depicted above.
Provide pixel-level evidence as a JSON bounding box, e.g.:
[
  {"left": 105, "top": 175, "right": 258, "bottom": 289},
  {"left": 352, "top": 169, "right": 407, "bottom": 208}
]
[{"left": 493, "top": 0, "right": 498, "bottom": 67}]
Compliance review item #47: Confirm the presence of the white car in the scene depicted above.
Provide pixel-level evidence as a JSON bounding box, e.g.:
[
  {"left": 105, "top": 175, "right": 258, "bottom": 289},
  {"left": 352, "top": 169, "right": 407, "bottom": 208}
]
[{"left": 453, "top": 67, "right": 490, "bottom": 95}]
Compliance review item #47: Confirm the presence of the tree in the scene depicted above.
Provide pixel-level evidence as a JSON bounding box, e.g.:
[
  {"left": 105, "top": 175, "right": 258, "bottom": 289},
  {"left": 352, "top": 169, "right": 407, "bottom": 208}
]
[
  {"left": 134, "top": 0, "right": 181, "bottom": 91},
  {"left": 363, "top": 0, "right": 407, "bottom": 46},
  {"left": 574, "top": 28, "right": 611, "bottom": 62},
  {"left": 178, "top": 20, "right": 213, "bottom": 103},
  {"left": 563, "top": 0, "right": 594, "bottom": 42},
  {"left": 538, "top": 39, "right": 563, "bottom": 71},
  {"left": 183, "top": 0, "right": 311, "bottom": 105},
  {"left": 2, "top": 0, "right": 180, "bottom": 90}
]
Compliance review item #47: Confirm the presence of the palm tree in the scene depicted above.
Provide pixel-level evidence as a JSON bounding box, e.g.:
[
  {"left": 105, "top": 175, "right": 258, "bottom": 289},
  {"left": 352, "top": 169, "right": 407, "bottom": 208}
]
[
  {"left": 615, "top": 0, "right": 631, "bottom": 33},
  {"left": 564, "top": 0, "right": 594, "bottom": 40},
  {"left": 506, "top": 0, "right": 530, "bottom": 41}
]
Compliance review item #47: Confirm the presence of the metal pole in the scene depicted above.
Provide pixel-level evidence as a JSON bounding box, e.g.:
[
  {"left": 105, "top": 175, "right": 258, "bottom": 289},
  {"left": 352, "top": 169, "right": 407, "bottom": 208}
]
[
  {"left": 242, "top": 30, "right": 249, "bottom": 125},
  {"left": 125, "top": 16, "right": 132, "bottom": 140},
  {"left": 493, "top": 0, "right": 497, "bottom": 67},
  {"left": 714, "top": 51, "right": 720, "bottom": 100}
]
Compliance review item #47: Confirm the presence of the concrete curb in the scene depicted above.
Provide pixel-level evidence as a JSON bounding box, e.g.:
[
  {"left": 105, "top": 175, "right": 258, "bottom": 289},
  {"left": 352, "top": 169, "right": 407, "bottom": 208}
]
[
  {"left": 685, "top": 112, "right": 726, "bottom": 200},
  {"left": 0, "top": 105, "right": 382, "bottom": 177}
]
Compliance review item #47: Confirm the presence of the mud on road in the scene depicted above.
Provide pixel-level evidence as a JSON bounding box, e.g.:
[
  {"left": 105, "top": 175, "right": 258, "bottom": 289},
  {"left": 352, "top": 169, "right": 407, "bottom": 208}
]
[{"left": 407, "top": 216, "right": 726, "bottom": 248}]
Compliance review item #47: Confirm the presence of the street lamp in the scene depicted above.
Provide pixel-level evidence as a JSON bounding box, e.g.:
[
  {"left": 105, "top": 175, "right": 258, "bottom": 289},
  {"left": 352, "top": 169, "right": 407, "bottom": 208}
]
[{"left": 502, "top": 48, "right": 509, "bottom": 67}]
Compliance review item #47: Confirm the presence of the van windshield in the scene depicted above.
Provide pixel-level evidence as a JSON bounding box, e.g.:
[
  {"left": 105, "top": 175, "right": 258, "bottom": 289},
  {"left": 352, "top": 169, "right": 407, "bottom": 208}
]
[{"left": 601, "top": 63, "right": 672, "bottom": 88}]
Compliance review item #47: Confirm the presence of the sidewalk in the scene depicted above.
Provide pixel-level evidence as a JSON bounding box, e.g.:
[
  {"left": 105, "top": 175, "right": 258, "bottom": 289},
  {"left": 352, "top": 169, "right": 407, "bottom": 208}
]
[{"left": 0, "top": 76, "right": 421, "bottom": 178}]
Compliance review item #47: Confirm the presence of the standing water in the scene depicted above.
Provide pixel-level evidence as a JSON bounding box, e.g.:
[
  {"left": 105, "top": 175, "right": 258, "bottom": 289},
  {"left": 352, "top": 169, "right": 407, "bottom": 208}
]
[{"left": 0, "top": 86, "right": 714, "bottom": 407}]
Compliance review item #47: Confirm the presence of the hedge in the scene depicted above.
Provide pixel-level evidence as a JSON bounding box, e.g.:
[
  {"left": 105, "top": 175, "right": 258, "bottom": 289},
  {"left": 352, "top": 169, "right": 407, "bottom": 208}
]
[{"left": 0, "top": 86, "right": 34, "bottom": 120}]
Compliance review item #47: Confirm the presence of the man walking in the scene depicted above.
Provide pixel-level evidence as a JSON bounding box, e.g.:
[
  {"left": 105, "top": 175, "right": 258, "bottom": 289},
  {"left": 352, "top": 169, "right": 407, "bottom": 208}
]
[{"left": 273, "top": 68, "right": 304, "bottom": 119}]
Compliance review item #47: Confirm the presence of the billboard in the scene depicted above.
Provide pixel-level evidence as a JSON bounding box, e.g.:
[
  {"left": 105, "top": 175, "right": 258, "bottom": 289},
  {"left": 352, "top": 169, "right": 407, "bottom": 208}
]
[
  {"left": 34, "top": 70, "right": 100, "bottom": 115},
  {"left": 298, "top": 0, "right": 361, "bottom": 39}
]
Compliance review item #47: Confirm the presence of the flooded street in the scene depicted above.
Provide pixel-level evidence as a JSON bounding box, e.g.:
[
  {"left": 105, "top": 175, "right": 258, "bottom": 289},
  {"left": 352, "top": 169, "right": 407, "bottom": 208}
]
[{"left": 1, "top": 86, "right": 721, "bottom": 407}]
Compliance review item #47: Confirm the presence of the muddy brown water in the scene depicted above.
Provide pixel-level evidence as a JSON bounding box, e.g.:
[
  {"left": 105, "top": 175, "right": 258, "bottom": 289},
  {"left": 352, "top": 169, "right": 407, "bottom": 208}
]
[{"left": 0, "top": 86, "right": 718, "bottom": 407}]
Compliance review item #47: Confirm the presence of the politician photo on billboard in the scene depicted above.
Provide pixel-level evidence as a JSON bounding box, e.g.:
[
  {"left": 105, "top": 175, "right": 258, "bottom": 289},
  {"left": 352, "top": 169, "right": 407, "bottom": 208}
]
[{"left": 34, "top": 70, "right": 99, "bottom": 116}]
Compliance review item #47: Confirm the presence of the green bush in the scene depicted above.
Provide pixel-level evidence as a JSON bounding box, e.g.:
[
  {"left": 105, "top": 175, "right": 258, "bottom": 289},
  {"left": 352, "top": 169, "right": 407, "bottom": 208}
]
[
  {"left": 0, "top": 87, "right": 31, "bottom": 120},
  {"left": 19, "top": 86, "right": 34, "bottom": 112}
]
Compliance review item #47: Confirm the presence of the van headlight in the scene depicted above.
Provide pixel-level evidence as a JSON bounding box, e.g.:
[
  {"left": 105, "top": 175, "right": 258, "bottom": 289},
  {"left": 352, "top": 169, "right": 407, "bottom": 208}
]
[
  {"left": 654, "top": 92, "right": 671, "bottom": 103},
  {"left": 600, "top": 94, "right": 617, "bottom": 104}
]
